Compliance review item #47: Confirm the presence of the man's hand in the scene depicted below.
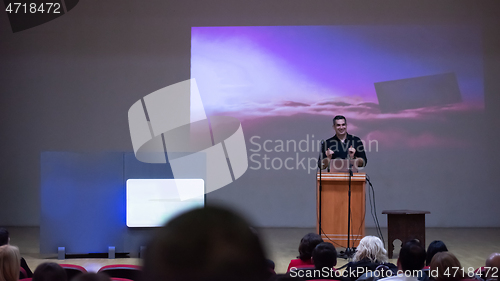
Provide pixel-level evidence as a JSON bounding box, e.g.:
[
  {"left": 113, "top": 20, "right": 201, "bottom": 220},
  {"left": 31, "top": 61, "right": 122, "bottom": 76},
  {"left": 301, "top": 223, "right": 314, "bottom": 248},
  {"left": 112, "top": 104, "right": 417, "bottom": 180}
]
[
  {"left": 321, "top": 158, "right": 330, "bottom": 170},
  {"left": 354, "top": 158, "right": 365, "bottom": 168},
  {"left": 348, "top": 145, "right": 355, "bottom": 159},
  {"left": 326, "top": 148, "right": 334, "bottom": 159}
]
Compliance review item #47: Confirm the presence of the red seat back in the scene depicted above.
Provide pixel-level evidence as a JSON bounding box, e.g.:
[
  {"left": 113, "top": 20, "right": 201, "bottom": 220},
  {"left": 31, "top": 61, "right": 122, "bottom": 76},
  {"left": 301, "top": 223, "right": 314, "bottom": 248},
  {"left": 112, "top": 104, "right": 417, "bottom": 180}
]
[
  {"left": 98, "top": 264, "right": 142, "bottom": 281},
  {"left": 20, "top": 267, "right": 28, "bottom": 279},
  {"left": 59, "top": 264, "right": 88, "bottom": 280}
]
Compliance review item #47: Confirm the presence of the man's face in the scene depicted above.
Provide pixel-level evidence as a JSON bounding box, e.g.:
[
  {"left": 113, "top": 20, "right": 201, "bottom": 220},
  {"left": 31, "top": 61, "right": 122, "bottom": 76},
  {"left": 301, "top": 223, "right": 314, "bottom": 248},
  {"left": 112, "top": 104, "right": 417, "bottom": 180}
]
[{"left": 333, "top": 119, "right": 347, "bottom": 136}]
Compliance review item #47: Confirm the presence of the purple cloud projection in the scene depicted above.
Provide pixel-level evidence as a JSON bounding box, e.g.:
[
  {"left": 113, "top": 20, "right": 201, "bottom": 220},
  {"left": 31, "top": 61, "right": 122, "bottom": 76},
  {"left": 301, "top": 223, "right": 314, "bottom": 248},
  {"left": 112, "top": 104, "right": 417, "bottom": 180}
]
[
  {"left": 366, "top": 129, "right": 467, "bottom": 149},
  {"left": 191, "top": 25, "right": 483, "bottom": 149}
]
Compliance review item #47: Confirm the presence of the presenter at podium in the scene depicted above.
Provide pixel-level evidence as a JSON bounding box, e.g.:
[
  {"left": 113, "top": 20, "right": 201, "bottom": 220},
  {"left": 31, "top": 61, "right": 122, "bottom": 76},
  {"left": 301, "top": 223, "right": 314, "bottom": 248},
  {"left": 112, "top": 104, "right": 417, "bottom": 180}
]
[{"left": 323, "top": 115, "right": 367, "bottom": 168}]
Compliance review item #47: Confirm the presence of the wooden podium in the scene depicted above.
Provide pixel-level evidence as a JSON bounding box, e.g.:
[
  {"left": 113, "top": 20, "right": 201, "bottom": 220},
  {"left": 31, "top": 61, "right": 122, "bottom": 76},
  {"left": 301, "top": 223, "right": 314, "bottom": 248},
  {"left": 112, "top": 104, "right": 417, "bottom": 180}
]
[{"left": 316, "top": 172, "right": 366, "bottom": 248}]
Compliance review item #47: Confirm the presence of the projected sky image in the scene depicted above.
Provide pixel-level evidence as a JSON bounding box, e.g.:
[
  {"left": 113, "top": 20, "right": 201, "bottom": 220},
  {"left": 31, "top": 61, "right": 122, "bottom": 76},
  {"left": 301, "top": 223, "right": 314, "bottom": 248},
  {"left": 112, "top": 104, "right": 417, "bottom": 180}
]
[{"left": 191, "top": 25, "right": 483, "bottom": 149}]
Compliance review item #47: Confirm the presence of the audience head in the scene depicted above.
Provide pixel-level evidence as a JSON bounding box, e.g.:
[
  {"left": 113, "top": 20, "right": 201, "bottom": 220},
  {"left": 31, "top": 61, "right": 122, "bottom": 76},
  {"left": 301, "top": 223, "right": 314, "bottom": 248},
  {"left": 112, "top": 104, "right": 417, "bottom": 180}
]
[
  {"left": 32, "top": 263, "right": 67, "bottom": 281},
  {"left": 398, "top": 240, "right": 426, "bottom": 272},
  {"left": 298, "top": 233, "right": 323, "bottom": 262},
  {"left": 426, "top": 240, "right": 448, "bottom": 266},
  {"left": 485, "top": 253, "right": 500, "bottom": 281},
  {"left": 266, "top": 259, "right": 275, "bottom": 270},
  {"left": 0, "top": 244, "right": 21, "bottom": 281},
  {"left": 142, "top": 206, "right": 269, "bottom": 281},
  {"left": 0, "top": 229, "right": 9, "bottom": 246},
  {"left": 430, "top": 252, "right": 464, "bottom": 281},
  {"left": 353, "top": 236, "right": 388, "bottom": 263},
  {"left": 270, "top": 274, "right": 306, "bottom": 281},
  {"left": 312, "top": 242, "right": 337, "bottom": 269},
  {"left": 72, "top": 273, "right": 111, "bottom": 281},
  {"left": 333, "top": 115, "right": 347, "bottom": 126}
]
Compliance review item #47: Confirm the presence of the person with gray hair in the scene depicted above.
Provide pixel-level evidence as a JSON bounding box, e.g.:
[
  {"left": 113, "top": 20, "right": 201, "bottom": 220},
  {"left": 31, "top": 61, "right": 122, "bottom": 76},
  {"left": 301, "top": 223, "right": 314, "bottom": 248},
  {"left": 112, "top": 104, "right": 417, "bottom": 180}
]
[{"left": 344, "top": 236, "right": 397, "bottom": 281}]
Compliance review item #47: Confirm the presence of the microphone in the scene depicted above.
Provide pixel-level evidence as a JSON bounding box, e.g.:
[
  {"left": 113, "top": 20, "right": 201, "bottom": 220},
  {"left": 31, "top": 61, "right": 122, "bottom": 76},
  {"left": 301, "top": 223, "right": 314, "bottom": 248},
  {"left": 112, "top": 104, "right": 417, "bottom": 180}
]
[
  {"left": 320, "top": 139, "right": 327, "bottom": 153},
  {"left": 319, "top": 140, "right": 330, "bottom": 170},
  {"left": 318, "top": 140, "right": 328, "bottom": 170}
]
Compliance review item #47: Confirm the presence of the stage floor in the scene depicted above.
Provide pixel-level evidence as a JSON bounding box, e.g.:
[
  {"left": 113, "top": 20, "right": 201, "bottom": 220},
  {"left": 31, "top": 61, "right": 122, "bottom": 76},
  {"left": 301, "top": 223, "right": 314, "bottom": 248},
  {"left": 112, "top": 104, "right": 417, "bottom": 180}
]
[{"left": 7, "top": 227, "right": 500, "bottom": 274}]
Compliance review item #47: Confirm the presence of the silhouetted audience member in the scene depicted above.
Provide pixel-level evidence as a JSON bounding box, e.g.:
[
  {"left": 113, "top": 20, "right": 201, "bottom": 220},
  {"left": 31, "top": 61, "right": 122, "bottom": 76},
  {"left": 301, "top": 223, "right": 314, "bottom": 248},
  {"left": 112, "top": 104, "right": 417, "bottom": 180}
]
[
  {"left": 289, "top": 242, "right": 341, "bottom": 280},
  {"left": 309, "top": 242, "right": 338, "bottom": 280},
  {"left": 380, "top": 240, "right": 426, "bottom": 281},
  {"left": 484, "top": 253, "right": 500, "bottom": 281},
  {"left": 142, "top": 206, "right": 270, "bottom": 281},
  {"left": 313, "top": 242, "right": 337, "bottom": 268},
  {"left": 0, "top": 244, "right": 21, "bottom": 281},
  {"left": 429, "top": 252, "right": 466, "bottom": 281},
  {"left": 269, "top": 274, "right": 306, "bottom": 281},
  {"left": 344, "top": 236, "right": 397, "bottom": 281},
  {"left": 287, "top": 233, "right": 323, "bottom": 272},
  {"left": 266, "top": 259, "right": 277, "bottom": 275},
  {"left": 0, "top": 228, "right": 33, "bottom": 278},
  {"left": 72, "top": 273, "right": 111, "bottom": 281},
  {"left": 0, "top": 230, "right": 9, "bottom": 246},
  {"left": 426, "top": 241, "right": 448, "bottom": 267},
  {"left": 32, "top": 263, "right": 67, "bottom": 281}
]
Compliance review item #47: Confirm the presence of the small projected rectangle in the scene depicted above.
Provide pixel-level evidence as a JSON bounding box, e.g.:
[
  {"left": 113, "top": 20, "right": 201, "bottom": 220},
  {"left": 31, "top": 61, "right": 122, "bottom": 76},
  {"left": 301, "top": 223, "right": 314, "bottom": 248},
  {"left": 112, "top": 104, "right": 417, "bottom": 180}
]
[
  {"left": 374, "top": 72, "right": 462, "bottom": 113},
  {"left": 126, "top": 179, "right": 205, "bottom": 227}
]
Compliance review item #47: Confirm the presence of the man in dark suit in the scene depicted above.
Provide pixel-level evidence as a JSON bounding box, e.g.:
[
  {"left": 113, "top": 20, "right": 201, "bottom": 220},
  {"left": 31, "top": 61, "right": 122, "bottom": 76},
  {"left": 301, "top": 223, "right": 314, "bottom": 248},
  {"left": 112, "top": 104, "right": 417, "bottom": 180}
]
[{"left": 324, "top": 115, "right": 367, "bottom": 168}]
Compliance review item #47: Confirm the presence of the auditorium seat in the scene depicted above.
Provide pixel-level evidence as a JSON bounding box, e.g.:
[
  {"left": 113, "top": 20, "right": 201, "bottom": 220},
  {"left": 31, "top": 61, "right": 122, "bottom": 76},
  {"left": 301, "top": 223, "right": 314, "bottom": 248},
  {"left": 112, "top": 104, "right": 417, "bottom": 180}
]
[
  {"left": 19, "top": 267, "right": 28, "bottom": 279},
  {"left": 287, "top": 265, "right": 316, "bottom": 272},
  {"left": 59, "top": 264, "right": 87, "bottom": 280},
  {"left": 110, "top": 278, "right": 133, "bottom": 281},
  {"left": 98, "top": 264, "right": 142, "bottom": 281}
]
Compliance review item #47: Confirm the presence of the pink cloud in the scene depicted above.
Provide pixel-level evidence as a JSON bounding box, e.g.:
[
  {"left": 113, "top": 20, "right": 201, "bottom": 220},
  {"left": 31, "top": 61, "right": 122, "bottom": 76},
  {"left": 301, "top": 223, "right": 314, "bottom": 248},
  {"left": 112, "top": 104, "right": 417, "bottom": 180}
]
[
  {"left": 282, "top": 101, "right": 310, "bottom": 107},
  {"left": 206, "top": 99, "right": 481, "bottom": 124},
  {"left": 365, "top": 130, "right": 467, "bottom": 149}
]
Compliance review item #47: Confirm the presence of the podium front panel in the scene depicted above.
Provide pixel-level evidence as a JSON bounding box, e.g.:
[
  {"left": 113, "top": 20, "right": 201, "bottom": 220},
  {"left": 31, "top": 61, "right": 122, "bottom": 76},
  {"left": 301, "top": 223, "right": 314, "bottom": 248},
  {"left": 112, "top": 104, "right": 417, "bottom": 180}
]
[{"left": 316, "top": 172, "right": 366, "bottom": 248}]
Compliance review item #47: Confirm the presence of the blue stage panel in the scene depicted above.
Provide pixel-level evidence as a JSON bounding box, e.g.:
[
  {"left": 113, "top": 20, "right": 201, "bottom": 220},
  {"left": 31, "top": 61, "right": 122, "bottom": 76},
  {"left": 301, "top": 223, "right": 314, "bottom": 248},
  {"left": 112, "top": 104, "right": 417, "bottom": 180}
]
[{"left": 40, "top": 152, "right": 125, "bottom": 254}]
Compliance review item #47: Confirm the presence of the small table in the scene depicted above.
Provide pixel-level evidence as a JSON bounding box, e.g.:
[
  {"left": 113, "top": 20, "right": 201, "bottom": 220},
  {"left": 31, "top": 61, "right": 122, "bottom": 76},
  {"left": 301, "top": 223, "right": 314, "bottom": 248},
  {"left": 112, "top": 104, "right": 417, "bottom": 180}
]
[{"left": 382, "top": 210, "right": 430, "bottom": 259}]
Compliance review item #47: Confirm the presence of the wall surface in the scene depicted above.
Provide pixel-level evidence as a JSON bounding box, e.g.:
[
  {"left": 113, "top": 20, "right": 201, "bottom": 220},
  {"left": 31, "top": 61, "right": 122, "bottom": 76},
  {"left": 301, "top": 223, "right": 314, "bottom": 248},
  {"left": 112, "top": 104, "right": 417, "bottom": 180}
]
[{"left": 1, "top": 0, "right": 500, "bottom": 228}]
